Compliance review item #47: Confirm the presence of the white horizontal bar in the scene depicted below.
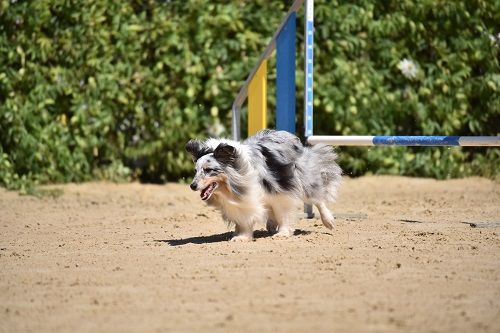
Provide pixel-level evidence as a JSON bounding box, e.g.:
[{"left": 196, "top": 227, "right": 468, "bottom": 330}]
[
  {"left": 459, "top": 136, "right": 500, "bottom": 146},
  {"left": 308, "top": 136, "right": 375, "bottom": 146}
]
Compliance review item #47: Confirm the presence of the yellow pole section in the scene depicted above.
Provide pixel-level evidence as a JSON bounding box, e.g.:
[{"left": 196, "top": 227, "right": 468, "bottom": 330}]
[{"left": 248, "top": 60, "right": 267, "bottom": 137}]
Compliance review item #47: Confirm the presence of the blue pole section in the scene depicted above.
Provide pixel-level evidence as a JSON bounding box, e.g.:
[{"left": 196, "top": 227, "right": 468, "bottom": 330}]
[
  {"left": 373, "top": 136, "right": 460, "bottom": 146},
  {"left": 276, "top": 12, "right": 297, "bottom": 134},
  {"left": 304, "top": 0, "right": 314, "bottom": 138}
]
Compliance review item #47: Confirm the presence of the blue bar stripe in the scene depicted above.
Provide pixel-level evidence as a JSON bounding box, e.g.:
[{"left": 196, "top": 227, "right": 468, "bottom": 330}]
[{"left": 372, "top": 136, "right": 461, "bottom": 146}]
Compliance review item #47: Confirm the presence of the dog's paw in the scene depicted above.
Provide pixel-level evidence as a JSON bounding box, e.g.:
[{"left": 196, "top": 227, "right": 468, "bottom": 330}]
[
  {"left": 321, "top": 218, "right": 334, "bottom": 230},
  {"left": 230, "top": 234, "right": 253, "bottom": 242},
  {"left": 272, "top": 226, "right": 294, "bottom": 238}
]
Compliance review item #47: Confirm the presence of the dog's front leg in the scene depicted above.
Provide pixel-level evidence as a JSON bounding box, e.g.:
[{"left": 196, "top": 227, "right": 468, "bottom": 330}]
[
  {"left": 231, "top": 223, "right": 254, "bottom": 242},
  {"left": 266, "top": 208, "right": 278, "bottom": 235}
]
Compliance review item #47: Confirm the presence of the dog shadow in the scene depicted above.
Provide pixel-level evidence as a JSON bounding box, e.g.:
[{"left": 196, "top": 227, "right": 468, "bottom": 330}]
[{"left": 157, "top": 229, "right": 311, "bottom": 246}]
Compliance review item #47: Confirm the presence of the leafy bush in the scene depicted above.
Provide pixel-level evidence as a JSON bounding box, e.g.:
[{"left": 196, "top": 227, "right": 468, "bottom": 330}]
[
  {"left": 309, "top": 0, "right": 500, "bottom": 179},
  {"left": 0, "top": 0, "right": 498, "bottom": 192}
]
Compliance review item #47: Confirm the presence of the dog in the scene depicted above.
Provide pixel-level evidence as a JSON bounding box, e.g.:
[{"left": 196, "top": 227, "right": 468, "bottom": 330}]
[{"left": 185, "top": 129, "right": 342, "bottom": 241}]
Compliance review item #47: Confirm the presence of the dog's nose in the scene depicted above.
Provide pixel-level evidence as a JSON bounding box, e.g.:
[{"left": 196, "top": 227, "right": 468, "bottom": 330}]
[{"left": 190, "top": 182, "right": 197, "bottom": 191}]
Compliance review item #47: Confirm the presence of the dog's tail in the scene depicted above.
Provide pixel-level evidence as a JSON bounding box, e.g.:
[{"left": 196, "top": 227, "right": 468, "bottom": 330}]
[
  {"left": 301, "top": 144, "right": 342, "bottom": 201},
  {"left": 297, "top": 144, "right": 342, "bottom": 229}
]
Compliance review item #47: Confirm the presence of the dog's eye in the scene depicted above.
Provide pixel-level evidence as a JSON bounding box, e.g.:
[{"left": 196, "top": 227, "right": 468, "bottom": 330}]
[{"left": 204, "top": 168, "right": 213, "bottom": 173}]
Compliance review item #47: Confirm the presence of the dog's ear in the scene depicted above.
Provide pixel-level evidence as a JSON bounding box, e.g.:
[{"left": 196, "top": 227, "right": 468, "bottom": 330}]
[
  {"left": 185, "top": 139, "right": 213, "bottom": 162},
  {"left": 213, "top": 143, "right": 236, "bottom": 166}
]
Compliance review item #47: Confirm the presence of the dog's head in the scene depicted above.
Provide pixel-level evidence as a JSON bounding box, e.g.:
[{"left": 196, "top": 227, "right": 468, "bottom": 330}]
[{"left": 185, "top": 140, "right": 237, "bottom": 201}]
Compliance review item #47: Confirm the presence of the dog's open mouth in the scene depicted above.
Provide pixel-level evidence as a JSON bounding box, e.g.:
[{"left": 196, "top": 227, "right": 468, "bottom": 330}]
[{"left": 200, "top": 182, "right": 218, "bottom": 201}]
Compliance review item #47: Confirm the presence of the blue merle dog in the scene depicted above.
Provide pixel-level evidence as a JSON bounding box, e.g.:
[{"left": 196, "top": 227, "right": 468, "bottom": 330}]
[{"left": 185, "top": 130, "right": 342, "bottom": 241}]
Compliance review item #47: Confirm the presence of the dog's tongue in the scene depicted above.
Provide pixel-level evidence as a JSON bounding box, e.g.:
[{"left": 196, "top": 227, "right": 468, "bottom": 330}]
[{"left": 200, "top": 183, "right": 217, "bottom": 201}]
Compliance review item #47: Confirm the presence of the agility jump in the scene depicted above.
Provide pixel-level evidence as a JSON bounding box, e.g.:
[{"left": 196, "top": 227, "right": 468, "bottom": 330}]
[{"left": 231, "top": 0, "right": 500, "bottom": 147}]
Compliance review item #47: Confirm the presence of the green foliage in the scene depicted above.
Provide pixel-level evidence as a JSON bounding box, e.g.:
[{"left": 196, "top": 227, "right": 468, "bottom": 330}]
[
  {"left": 0, "top": 0, "right": 498, "bottom": 191},
  {"left": 308, "top": 0, "right": 500, "bottom": 178}
]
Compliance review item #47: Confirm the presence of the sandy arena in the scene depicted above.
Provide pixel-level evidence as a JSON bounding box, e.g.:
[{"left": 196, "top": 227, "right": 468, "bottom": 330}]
[{"left": 1, "top": 176, "right": 499, "bottom": 332}]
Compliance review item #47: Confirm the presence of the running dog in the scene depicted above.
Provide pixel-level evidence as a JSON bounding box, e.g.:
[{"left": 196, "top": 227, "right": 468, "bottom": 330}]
[{"left": 185, "top": 129, "right": 342, "bottom": 241}]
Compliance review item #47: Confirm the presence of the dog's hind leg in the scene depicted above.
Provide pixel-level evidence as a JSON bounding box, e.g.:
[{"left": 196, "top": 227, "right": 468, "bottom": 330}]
[
  {"left": 266, "top": 208, "right": 279, "bottom": 235},
  {"left": 269, "top": 195, "right": 299, "bottom": 237},
  {"left": 315, "top": 202, "right": 334, "bottom": 230}
]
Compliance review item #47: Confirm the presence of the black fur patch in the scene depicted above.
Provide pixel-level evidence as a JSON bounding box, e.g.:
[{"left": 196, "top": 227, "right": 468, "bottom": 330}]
[
  {"left": 185, "top": 140, "right": 213, "bottom": 161},
  {"left": 258, "top": 144, "right": 296, "bottom": 191},
  {"left": 213, "top": 143, "right": 236, "bottom": 167},
  {"left": 261, "top": 178, "right": 276, "bottom": 194}
]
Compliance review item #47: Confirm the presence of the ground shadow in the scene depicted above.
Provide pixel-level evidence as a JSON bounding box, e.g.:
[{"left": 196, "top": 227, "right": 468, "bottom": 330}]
[{"left": 157, "top": 229, "right": 312, "bottom": 246}]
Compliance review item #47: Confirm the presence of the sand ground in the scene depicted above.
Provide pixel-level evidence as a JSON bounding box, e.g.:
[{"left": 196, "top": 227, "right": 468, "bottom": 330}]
[{"left": 1, "top": 176, "right": 499, "bottom": 333}]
